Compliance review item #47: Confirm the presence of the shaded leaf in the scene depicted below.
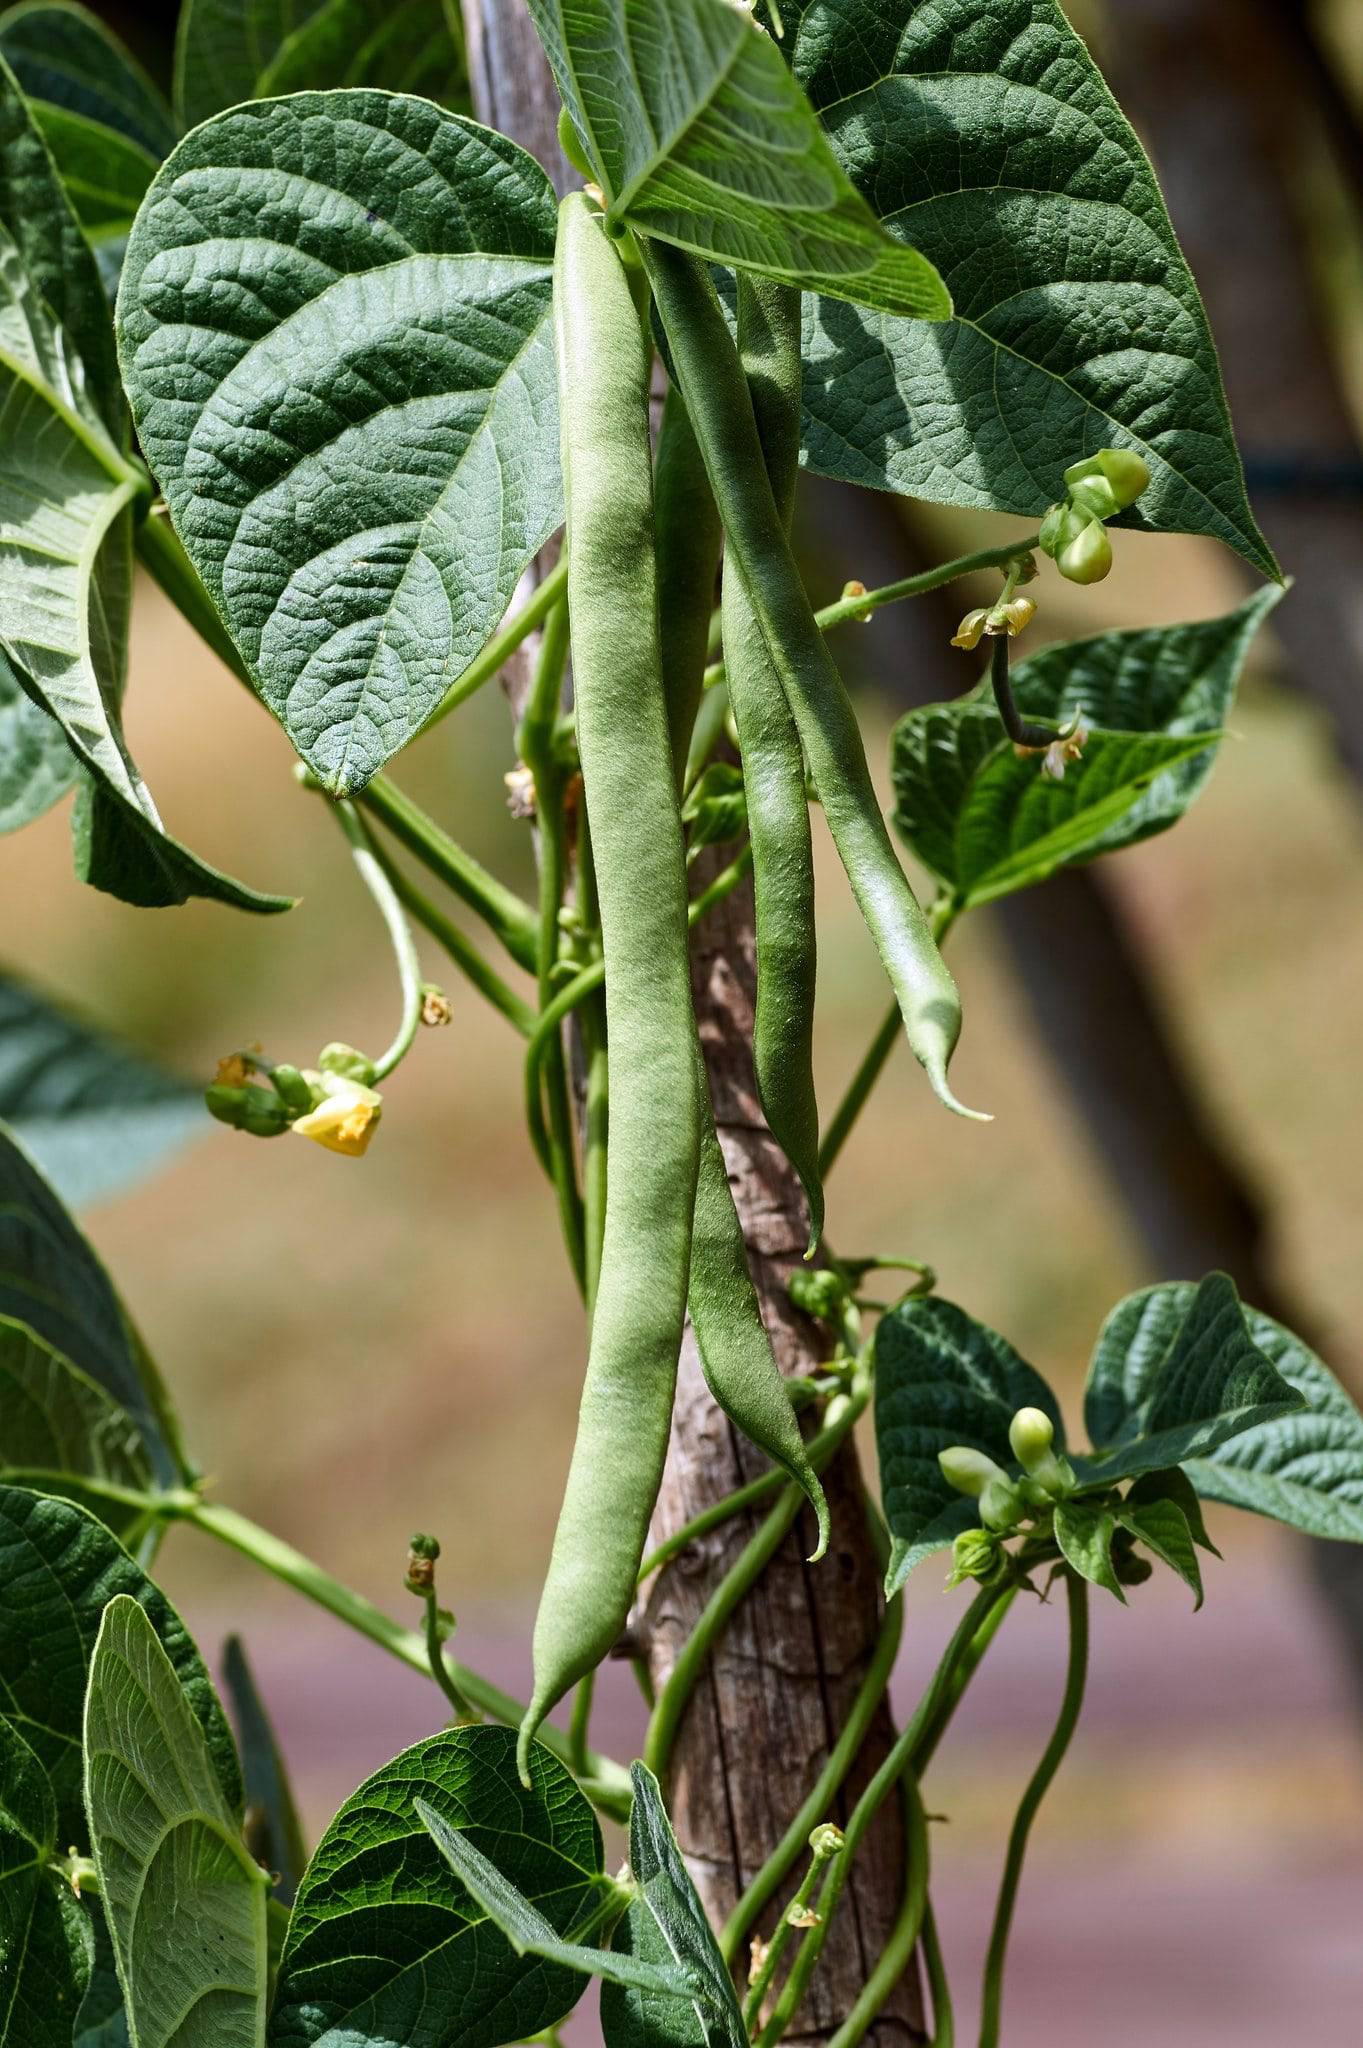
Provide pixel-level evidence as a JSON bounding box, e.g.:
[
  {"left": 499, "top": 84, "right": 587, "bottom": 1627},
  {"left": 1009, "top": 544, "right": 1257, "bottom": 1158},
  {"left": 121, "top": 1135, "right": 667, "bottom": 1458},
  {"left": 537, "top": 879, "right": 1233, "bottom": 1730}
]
[
  {"left": 0, "top": 1486, "right": 241, "bottom": 1845},
  {"left": 527, "top": 0, "right": 948, "bottom": 319},
  {"left": 0, "top": 1317, "right": 155, "bottom": 1538},
  {"left": 0, "top": 3, "right": 176, "bottom": 159},
  {"left": 0, "top": 976, "right": 203, "bottom": 1209},
  {"left": 1053, "top": 1499, "right": 1124, "bottom": 1601},
  {"left": 874, "top": 1295, "right": 1063, "bottom": 1597},
  {"left": 73, "top": 1897, "right": 128, "bottom": 2048},
  {"left": 784, "top": 0, "right": 1275, "bottom": 576},
  {"left": 0, "top": 1716, "right": 92, "bottom": 2047},
  {"left": 891, "top": 589, "right": 1282, "bottom": 908},
  {"left": 175, "top": 0, "right": 465, "bottom": 130},
  {"left": 1080, "top": 1273, "right": 1304, "bottom": 1486},
  {"left": 118, "top": 91, "right": 561, "bottom": 795},
  {"left": 26, "top": 102, "right": 157, "bottom": 248},
  {"left": 1126, "top": 1467, "right": 1219, "bottom": 1556},
  {"left": 223, "top": 1636, "right": 307, "bottom": 1908},
  {"left": 269, "top": 1724, "right": 601, "bottom": 2048},
  {"left": 0, "top": 652, "right": 78, "bottom": 835},
  {"left": 1119, "top": 1497, "right": 1203, "bottom": 1608},
  {"left": 84, "top": 1597, "right": 268, "bottom": 2048}
]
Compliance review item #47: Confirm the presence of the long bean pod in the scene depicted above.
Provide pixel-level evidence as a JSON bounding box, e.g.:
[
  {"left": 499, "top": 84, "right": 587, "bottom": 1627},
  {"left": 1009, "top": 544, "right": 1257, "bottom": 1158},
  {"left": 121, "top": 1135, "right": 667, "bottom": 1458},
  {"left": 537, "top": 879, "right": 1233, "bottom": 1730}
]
[
  {"left": 655, "top": 383, "right": 723, "bottom": 784},
  {"left": 722, "top": 275, "right": 823, "bottom": 1248},
  {"left": 647, "top": 246, "right": 984, "bottom": 1121},
  {"left": 519, "top": 195, "right": 702, "bottom": 1779}
]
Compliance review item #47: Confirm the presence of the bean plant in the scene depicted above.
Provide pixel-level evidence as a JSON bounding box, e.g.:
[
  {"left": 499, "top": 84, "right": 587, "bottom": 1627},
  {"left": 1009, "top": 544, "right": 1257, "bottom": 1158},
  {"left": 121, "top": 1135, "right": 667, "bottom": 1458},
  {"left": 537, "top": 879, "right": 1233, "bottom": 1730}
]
[{"left": 1, "top": 1, "right": 1360, "bottom": 2044}]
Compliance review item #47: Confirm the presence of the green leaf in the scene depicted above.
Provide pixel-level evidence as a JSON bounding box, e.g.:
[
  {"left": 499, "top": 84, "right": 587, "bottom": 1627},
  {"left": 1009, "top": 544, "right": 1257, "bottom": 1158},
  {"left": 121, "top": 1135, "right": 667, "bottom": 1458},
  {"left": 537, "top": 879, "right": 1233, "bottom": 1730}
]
[
  {"left": 0, "top": 1716, "right": 92, "bottom": 2047},
  {"left": 1108, "top": 1292, "right": 1363, "bottom": 1544},
  {"left": 27, "top": 102, "right": 157, "bottom": 245},
  {"left": 0, "top": 1122, "right": 189, "bottom": 1486},
  {"left": 0, "top": 4, "right": 176, "bottom": 159},
  {"left": 1119, "top": 1497, "right": 1203, "bottom": 1608},
  {"left": 223, "top": 1637, "right": 307, "bottom": 1908},
  {"left": 74, "top": 1897, "right": 128, "bottom": 2048},
  {"left": 416, "top": 1796, "right": 702, "bottom": 2004},
  {"left": 891, "top": 588, "right": 1283, "bottom": 908},
  {"left": 874, "top": 1295, "right": 1064, "bottom": 1597},
  {"left": 1053, "top": 1498, "right": 1124, "bottom": 1602},
  {"left": 0, "top": 652, "right": 78, "bottom": 835},
  {"left": 118, "top": 91, "right": 561, "bottom": 795},
  {"left": 0, "top": 976, "right": 204, "bottom": 1209},
  {"left": 269, "top": 1724, "right": 602, "bottom": 2048},
  {"left": 1125, "top": 1466, "right": 1219, "bottom": 1556},
  {"left": 1080, "top": 1273, "right": 1305, "bottom": 1487},
  {"left": 784, "top": 0, "right": 1276, "bottom": 578},
  {"left": 0, "top": 1317, "right": 155, "bottom": 1537},
  {"left": 0, "top": 1486, "right": 242, "bottom": 1845},
  {"left": 84, "top": 1597, "right": 269, "bottom": 2048},
  {"left": 175, "top": 0, "right": 465, "bottom": 131},
  {"left": 600, "top": 1764, "right": 746, "bottom": 2048},
  {"left": 527, "top": 0, "right": 949, "bottom": 320}
]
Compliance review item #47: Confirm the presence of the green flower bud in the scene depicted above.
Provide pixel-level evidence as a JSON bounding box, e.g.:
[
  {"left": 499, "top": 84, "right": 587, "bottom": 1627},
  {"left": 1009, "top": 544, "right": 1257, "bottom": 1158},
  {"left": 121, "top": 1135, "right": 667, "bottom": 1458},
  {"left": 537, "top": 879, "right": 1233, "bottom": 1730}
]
[
  {"left": 789, "top": 1267, "right": 850, "bottom": 1323},
  {"left": 1008, "top": 1406, "right": 1075, "bottom": 1500},
  {"left": 204, "top": 1083, "right": 290, "bottom": 1138},
  {"left": 318, "top": 1042, "right": 378, "bottom": 1085},
  {"left": 1066, "top": 472, "right": 1122, "bottom": 521},
  {"left": 557, "top": 105, "right": 594, "bottom": 179},
  {"left": 938, "top": 1445, "right": 1009, "bottom": 1500},
  {"left": 1065, "top": 448, "right": 1151, "bottom": 511},
  {"left": 1056, "top": 516, "right": 1113, "bottom": 585},
  {"left": 947, "top": 1526, "right": 1003, "bottom": 1588},
  {"left": 980, "top": 1474, "right": 1028, "bottom": 1532},
  {"left": 405, "top": 1531, "right": 441, "bottom": 1594},
  {"left": 1038, "top": 502, "right": 1069, "bottom": 558},
  {"left": 808, "top": 1823, "right": 844, "bottom": 1860},
  {"left": 270, "top": 1063, "right": 319, "bottom": 1114}
]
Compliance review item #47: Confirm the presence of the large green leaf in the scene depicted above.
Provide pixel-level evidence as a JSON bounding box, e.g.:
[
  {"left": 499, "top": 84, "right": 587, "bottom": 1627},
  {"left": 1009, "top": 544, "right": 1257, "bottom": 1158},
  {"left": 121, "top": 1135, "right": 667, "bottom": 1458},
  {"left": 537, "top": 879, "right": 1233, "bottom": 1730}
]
[
  {"left": 0, "top": 1318, "right": 155, "bottom": 1537},
  {"left": 26, "top": 102, "right": 157, "bottom": 246},
  {"left": 0, "top": 1486, "right": 242, "bottom": 1845},
  {"left": 0, "top": 62, "right": 287, "bottom": 911},
  {"left": 1099, "top": 1288, "right": 1363, "bottom": 1543},
  {"left": 85, "top": 1597, "right": 269, "bottom": 2048},
  {"left": 783, "top": 0, "right": 1275, "bottom": 577},
  {"left": 0, "top": 4, "right": 176, "bottom": 159},
  {"left": 0, "top": 975, "right": 203, "bottom": 1210},
  {"left": 174, "top": 0, "right": 465, "bottom": 131},
  {"left": 118, "top": 91, "right": 561, "bottom": 795},
  {"left": 891, "top": 588, "right": 1283, "bottom": 909},
  {"left": 0, "top": 652, "right": 78, "bottom": 834},
  {"left": 527, "top": 0, "right": 948, "bottom": 319},
  {"left": 600, "top": 1764, "right": 746, "bottom": 2048},
  {"left": 269, "top": 1724, "right": 603, "bottom": 2048},
  {"left": 0, "top": 1122, "right": 187, "bottom": 1485},
  {"left": 1080, "top": 1273, "right": 1304, "bottom": 1486},
  {"left": 0, "top": 1716, "right": 91, "bottom": 2047},
  {"left": 874, "top": 1294, "right": 1064, "bottom": 1597}
]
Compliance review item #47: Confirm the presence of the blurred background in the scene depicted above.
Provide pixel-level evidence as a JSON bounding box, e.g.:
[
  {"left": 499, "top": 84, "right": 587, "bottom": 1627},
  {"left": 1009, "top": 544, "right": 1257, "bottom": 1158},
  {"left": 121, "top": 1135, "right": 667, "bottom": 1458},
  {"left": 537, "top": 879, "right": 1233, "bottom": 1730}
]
[{"left": 4, "top": 0, "right": 1362, "bottom": 2040}]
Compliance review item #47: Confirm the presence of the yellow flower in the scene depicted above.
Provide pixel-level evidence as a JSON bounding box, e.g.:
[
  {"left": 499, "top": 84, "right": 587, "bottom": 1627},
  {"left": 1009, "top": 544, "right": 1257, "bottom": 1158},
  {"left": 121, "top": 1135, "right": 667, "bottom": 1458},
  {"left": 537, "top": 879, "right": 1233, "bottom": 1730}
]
[
  {"left": 951, "top": 607, "right": 989, "bottom": 650},
  {"left": 291, "top": 1074, "right": 383, "bottom": 1157}
]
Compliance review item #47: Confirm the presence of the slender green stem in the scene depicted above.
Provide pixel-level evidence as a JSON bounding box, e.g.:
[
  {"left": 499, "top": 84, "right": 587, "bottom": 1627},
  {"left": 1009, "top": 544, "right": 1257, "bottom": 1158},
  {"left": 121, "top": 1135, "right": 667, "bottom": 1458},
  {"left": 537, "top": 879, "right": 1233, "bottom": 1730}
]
[
  {"left": 688, "top": 839, "right": 753, "bottom": 922},
  {"left": 326, "top": 803, "right": 426, "bottom": 1082},
  {"left": 355, "top": 778, "right": 539, "bottom": 974},
  {"left": 825, "top": 1778, "right": 931, "bottom": 2048},
  {"left": 699, "top": 537, "right": 1043, "bottom": 696},
  {"left": 421, "top": 1588, "right": 476, "bottom": 1722},
  {"left": 743, "top": 1829, "right": 845, "bottom": 2029},
  {"left": 683, "top": 676, "right": 731, "bottom": 791},
  {"left": 755, "top": 1584, "right": 1010, "bottom": 2047},
  {"left": 978, "top": 1571, "right": 1089, "bottom": 2048},
  {"left": 722, "top": 1592, "right": 903, "bottom": 1964},
  {"left": 6, "top": 1473, "right": 195, "bottom": 1518},
  {"left": 377, "top": 851, "right": 535, "bottom": 1037},
  {"left": 174, "top": 1500, "right": 632, "bottom": 1817},
  {"left": 420, "top": 555, "right": 570, "bottom": 735},
  {"left": 568, "top": 1671, "right": 595, "bottom": 1780},
  {"left": 922, "top": 1900, "right": 954, "bottom": 2048}
]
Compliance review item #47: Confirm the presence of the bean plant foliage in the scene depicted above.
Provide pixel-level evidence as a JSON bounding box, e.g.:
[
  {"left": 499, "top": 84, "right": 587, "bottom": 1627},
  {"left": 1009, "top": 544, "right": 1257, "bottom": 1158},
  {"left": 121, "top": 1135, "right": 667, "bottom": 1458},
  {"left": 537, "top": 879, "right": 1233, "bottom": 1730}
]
[{"left": 0, "top": 1, "right": 1357, "bottom": 2044}]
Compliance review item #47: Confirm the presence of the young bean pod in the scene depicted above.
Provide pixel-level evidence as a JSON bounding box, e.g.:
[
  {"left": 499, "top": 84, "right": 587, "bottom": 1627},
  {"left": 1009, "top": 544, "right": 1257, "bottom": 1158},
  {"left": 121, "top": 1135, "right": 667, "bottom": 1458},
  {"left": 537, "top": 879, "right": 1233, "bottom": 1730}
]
[
  {"left": 721, "top": 275, "right": 824, "bottom": 1251},
  {"left": 655, "top": 383, "right": 723, "bottom": 787},
  {"left": 520, "top": 193, "right": 702, "bottom": 1779},
  {"left": 646, "top": 246, "right": 984, "bottom": 1121}
]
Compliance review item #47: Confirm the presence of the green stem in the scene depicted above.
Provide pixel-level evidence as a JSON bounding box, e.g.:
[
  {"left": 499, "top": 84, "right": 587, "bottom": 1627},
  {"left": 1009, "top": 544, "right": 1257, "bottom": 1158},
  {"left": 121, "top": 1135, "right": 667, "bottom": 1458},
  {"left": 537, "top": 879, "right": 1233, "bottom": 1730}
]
[
  {"left": 978, "top": 1571, "right": 1089, "bottom": 2048},
  {"left": 743, "top": 1828, "right": 846, "bottom": 2030},
  {"left": 420, "top": 555, "right": 570, "bottom": 735},
  {"left": 568, "top": 1671, "right": 595, "bottom": 1780},
  {"left": 683, "top": 677, "right": 731, "bottom": 792},
  {"left": 825, "top": 1777, "right": 931, "bottom": 2048},
  {"left": 328, "top": 803, "right": 426, "bottom": 1082},
  {"left": 175, "top": 1500, "right": 632, "bottom": 1817},
  {"left": 355, "top": 778, "right": 539, "bottom": 974},
  {"left": 922, "top": 1900, "right": 954, "bottom": 2048},
  {"left": 377, "top": 852, "right": 535, "bottom": 1037},
  {"left": 422, "top": 1588, "right": 476, "bottom": 1723}
]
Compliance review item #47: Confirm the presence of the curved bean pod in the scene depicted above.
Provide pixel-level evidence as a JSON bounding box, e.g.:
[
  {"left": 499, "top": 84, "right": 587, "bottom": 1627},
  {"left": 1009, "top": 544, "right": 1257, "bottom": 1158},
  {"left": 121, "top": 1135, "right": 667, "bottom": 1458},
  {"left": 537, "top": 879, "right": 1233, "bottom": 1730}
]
[
  {"left": 520, "top": 194, "right": 702, "bottom": 1778},
  {"left": 655, "top": 383, "right": 723, "bottom": 785}
]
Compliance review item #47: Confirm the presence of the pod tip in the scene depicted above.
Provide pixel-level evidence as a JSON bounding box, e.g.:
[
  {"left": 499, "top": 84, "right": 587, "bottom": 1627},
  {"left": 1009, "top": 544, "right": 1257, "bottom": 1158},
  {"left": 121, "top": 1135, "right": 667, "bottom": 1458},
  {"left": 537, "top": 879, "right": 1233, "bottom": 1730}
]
[
  {"left": 515, "top": 1712, "right": 539, "bottom": 1788},
  {"left": 805, "top": 1484, "right": 832, "bottom": 1565},
  {"left": 925, "top": 1058, "right": 992, "bottom": 1123}
]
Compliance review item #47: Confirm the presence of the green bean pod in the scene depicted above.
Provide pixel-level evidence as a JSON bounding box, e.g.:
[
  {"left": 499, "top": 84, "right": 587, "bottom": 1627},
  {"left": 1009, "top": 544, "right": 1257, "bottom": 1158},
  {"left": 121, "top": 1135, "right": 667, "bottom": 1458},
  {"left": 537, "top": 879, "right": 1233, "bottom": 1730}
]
[
  {"left": 655, "top": 383, "right": 723, "bottom": 786},
  {"left": 722, "top": 276, "right": 823, "bottom": 1249},
  {"left": 647, "top": 245, "right": 985, "bottom": 1122},
  {"left": 520, "top": 194, "right": 702, "bottom": 1778}
]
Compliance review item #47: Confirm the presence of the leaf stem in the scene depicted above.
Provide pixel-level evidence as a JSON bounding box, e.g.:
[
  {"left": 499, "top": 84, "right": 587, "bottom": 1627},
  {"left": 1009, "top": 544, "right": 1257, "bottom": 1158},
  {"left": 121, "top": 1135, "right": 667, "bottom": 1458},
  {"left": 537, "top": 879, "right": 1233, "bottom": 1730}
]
[
  {"left": 743, "top": 1826, "right": 846, "bottom": 2030},
  {"left": 978, "top": 1570, "right": 1089, "bottom": 2048},
  {"left": 419, "top": 1586, "right": 477, "bottom": 1723},
  {"left": 326, "top": 802, "right": 426, "bottom": 1082},
  {"left": 921, "top": 1899, "right": 954, "bottom": 2048},
  {"left": 354, "top": 777, "right": 539, "bottom": 973},
  {"left": 825, "top": 1777, "right": 931, "bottom": 2048},
  {"left": 374, "top": 849, "right": 536, "bottom": 1037},
  {"left": 419, "top": 555, "right": 569, "bottom": 734}
]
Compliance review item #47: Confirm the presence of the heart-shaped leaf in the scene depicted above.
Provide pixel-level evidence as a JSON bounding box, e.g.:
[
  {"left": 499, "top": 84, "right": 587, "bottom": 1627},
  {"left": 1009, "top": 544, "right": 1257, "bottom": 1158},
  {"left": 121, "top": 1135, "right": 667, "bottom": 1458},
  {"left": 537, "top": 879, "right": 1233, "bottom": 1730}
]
[
  {"left": 600, "top": 1764, "right": 747, "bottom": 2048},
  {"left": 874, "top": 1295, "right": 1064, "bottom": 1597},
  {"left": 891, "top": 588, "right": 1282, "bottom": 910},
  {"left": 0, "top": 1715, "right": 92, "bottom": 2046},
  {"left": 1104, "top": 1290, "right": 1363, "bottom": 1544},
  {"left": 1080, "top": 1273, "right": 1304, "bottom": 1486},
  {"left": 0, "top": 976, "right": 204, "bottom": 1210},
  {"left": 1053, "top": 1498, "right": 1123, "bottom": 1602},
  {"left": 269, "top": 1724, "right": 603, "bottom": 2048},
  {"left": 783, "top": 0, "right": 1275, "bottom": 577},
  {"left": 118, "top": 90, "right": 561, "bottom": 794},
  {"left": 0, "top": 1122, "right": 190, "bottom": 1486},
  {"left": 175, "top": 0, "right": 465, "bottom": 131},
  {"left": 0, "top": 654, "right": 78, "bottom": 835},
  {"left": 0, "top": 1486, "right": 242, "bottom": 1847},
  {"left": 1119, "top": 1496, "right": 1203, "bottom": 1608},
  {"left": 527, "top": 0, "right": 948, "bottom": 320},
  {"left": 85, "top": 1597, "right": 269, "bottom": 2048},
  {"left": 0, "top": 1318, "right": 156, "bottom": 1538}
]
